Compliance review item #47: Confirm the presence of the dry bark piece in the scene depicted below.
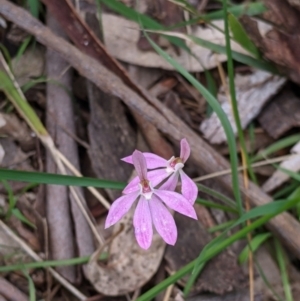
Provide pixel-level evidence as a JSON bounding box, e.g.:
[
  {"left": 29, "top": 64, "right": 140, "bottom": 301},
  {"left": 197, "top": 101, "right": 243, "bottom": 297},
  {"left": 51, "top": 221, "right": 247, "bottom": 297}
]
[
  {"left": 258, "top": 89, "right": 300, "bottom": 139},
  {"left": 87, "top": 82, "right": 136, "bottom": 200},
  {"left": 0, "top": 277, "right": 28, "bottom": 301},
  {"left": 262, "top": 141, "right": 300, "bottom": 193},
  {"left": 46, "top": 13, "right": 76, "bottom": 283},
  {"left": 200, "top": 70, "right": 286, "bottom": 144},
  {"left": 3, "top": 0, "right": 300, "bottom": 259},
  {"left": 165, "top": 214, "right": 244, "bottom": 295},
  {"left": 163, "top": 91, "right": 194, "bottom": 128},
  {"left": 241, "top": 1, "right": 300, "bottom": 84},
  {"left": 46, "top": 13, "right": 96, "bottom": 282},
  {"left": 87, "top": 209, "right": 165, "bottom": 295}
]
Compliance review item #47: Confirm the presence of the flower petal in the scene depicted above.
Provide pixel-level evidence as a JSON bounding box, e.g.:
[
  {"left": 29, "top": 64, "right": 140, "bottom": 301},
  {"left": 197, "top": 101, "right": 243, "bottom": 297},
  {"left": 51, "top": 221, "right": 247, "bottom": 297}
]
[
  {"left": 133, "top": 196, "right": 153, "bottom": 249},
  {"left": 121, "top": 155, "right": 133, "bottom": 164},
  {"left": 159, "top": 172, "right": 179, "bottom": 191},
  {"left": 180, "top": 138, "right": 190, "bottom": 163},
  {"left": 122, "top": 175, "right": 140, "bottom": 194},
  {"left": 154, "top": 190, "right": 197, "bottom": 220},
  {"left": 148, "top": 169, "right": 170, "bottom": 188},
  {"left": 149, "top": 195, "right": 177, "bottom": 245},
  {"left": 105, "top": 191, "right": 139, "bottom": 228},
  {"left": 122, "top": 153, "right": 167, "bottom": 169},
  {"left": 132, "top": 150, "right": 147, "bottom": 181},
  {"left": 180, "top": 170, "right": 198, "bottom": 204}
]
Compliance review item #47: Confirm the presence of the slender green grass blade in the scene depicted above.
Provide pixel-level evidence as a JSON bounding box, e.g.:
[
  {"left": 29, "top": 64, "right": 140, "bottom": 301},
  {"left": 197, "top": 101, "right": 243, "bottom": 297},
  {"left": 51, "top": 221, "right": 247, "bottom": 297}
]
[
  {"left": 1, "top": 180, "right": 16, "bottom": 218},
  {"left": 273, "top": 180, "right": 299, "bottom": 199},
  {"left": 204, "top": 70, "right": 217, "bottom": 116},
  {"left": 12, "top": 208, "right": 36, "bottom": 229},
  {"left": 208, "top": 220, "right": 235, "bottom": 233},
  {"left": 169, "top": 2, "right": 267, "bottom": 29},
  {"left": 228, "top": 13, "right": 260, "bottom": 58},
  {"left": 274, "top": 238, "right": 294, "bottom": 301},
  {"left": 196, "top": 198, "right": 238, "bottom": 213},
  {"left": 0, "top": 71, "right": 47, "bottom": 136},
  {"left": 0, "top": 253, "right": 107, "bottom": 273},
  {"left": 222, "top": 0, "right": 257, "bottom": 185},
  {"left": 197, "top": 183, "right": 237, "bottom": 208},
  {"left": 0, "top": 168, "right": 125, "bottom": 190},
  {"left": 238, "top": 232, "right": 272, "bottom": 264},
  {"left": 22, "top": 269, "right": 36, "bottom": 301},
  {"left": 189, "top": 35, "right": 277, "bottom": 73},
  {"left": 15, "top": 36, "right": 32, "bottom": 62},
  {"left": 27, "top": 0, "right": 40, "bottom": 18},
  {"left": 251, "top": 134, "right": 300, "bottom": 162}
]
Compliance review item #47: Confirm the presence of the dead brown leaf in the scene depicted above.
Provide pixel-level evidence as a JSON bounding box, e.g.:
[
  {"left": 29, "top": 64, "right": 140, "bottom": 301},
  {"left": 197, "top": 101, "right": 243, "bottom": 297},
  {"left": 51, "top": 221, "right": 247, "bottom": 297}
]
[
  {"left": 87, "top": 209, "right": 165, "bottom": 296},
  {"left": 200, "top": 70, "right": 285, "bottom": 144}
]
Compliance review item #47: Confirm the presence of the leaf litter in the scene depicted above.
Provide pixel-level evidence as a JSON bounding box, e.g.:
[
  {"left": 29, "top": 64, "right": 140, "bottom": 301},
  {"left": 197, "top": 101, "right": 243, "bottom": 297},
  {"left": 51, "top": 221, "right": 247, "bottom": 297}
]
[{"left": 1, "top": 0, "right": 300, "bottom": 300}]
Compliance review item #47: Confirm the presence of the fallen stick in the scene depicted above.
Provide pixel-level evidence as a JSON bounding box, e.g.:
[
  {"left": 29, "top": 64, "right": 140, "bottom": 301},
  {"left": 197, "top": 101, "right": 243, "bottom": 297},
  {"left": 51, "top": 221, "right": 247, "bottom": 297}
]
[
  {"left": 0, "top": 277, "right": 28, "bottom": 301},
  {"left": 1, "top": 0, "right": 300, "bottom": 258}
]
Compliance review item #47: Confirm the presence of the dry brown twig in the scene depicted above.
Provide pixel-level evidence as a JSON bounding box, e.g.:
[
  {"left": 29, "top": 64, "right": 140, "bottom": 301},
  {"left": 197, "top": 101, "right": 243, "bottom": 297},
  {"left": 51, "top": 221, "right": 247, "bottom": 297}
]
[
  {"left": 0, "top": 219, "right": 87, "bottom": 301},
  {"left": 1, "top": 0, "right": 300, "bottom": 258}
]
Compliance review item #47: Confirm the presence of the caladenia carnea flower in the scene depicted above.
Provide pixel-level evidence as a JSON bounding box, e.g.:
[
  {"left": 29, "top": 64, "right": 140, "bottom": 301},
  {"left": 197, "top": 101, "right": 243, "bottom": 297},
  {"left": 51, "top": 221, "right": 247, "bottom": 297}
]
[
  {"left": 122, "top": 138, "right": 198, "bottom": 204},
  {"left": 105, "top": 150, "right": 197, "bottom": 250}
]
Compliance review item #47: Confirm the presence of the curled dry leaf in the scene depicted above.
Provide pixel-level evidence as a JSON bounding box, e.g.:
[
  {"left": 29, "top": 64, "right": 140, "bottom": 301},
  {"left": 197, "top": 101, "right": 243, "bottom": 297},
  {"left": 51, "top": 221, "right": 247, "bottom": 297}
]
[
  {"left": 200, "top": 70, "right": 286, "bottom": 144},
  {"left": 102, "top": 14, "right": 250, "bottom": 72},
  {"left": 262, "top": 141, "right": 300, "bottom": 193},
  {"left": 86, "top": 208, "right": 165, "bottom": 296}
]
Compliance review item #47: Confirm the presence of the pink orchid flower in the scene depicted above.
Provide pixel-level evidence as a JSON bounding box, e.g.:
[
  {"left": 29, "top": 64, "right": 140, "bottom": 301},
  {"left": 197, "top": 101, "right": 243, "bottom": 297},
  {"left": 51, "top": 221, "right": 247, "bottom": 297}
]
[
  {"left": 105, "top": 150, "right": 197, "bottom": 250},
  {"left": 122, "top": 138, "right": 198, "bottom": 204}
]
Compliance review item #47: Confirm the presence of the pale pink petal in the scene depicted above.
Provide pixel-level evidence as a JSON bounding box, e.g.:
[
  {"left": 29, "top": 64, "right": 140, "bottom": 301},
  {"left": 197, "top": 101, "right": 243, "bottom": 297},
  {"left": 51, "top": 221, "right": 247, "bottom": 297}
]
[
  {"left": 122, "top": 153, "right": 167, "bottom": 169},
  {"left": 121, "top": 155, "right": 133, "bottom": 164},
  {"left": 133, "top": 196, "right": 153, "bottom": 249},
  {"left": 148, "top": 169, "right": 170, "bottom": 188},
  {"left": 154, "top": 190, "right": 197, "bottom": 220},
  {"left": 122, "top": 175, "right": 140, "bottom": 194},
  {"left": 143, "top": 153, "right": 168, "bottom": 169},
  {"left": 179, "top": 170, "right": 198, "bottom": 204},
  {"left": 132, "top": 150, "right": 147, "bottom": 181},
  {"left": 105, "top": 191, "right": 139, "bottom": 228},
  {"left": 159, "top": 172, "right": 179, "bottom": 191},
  {"left": 180, "top": 138, "right": 190, "bottom": 163},
  {"left": 149, "top": 195, "right": 177, "bottom": 245}
]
